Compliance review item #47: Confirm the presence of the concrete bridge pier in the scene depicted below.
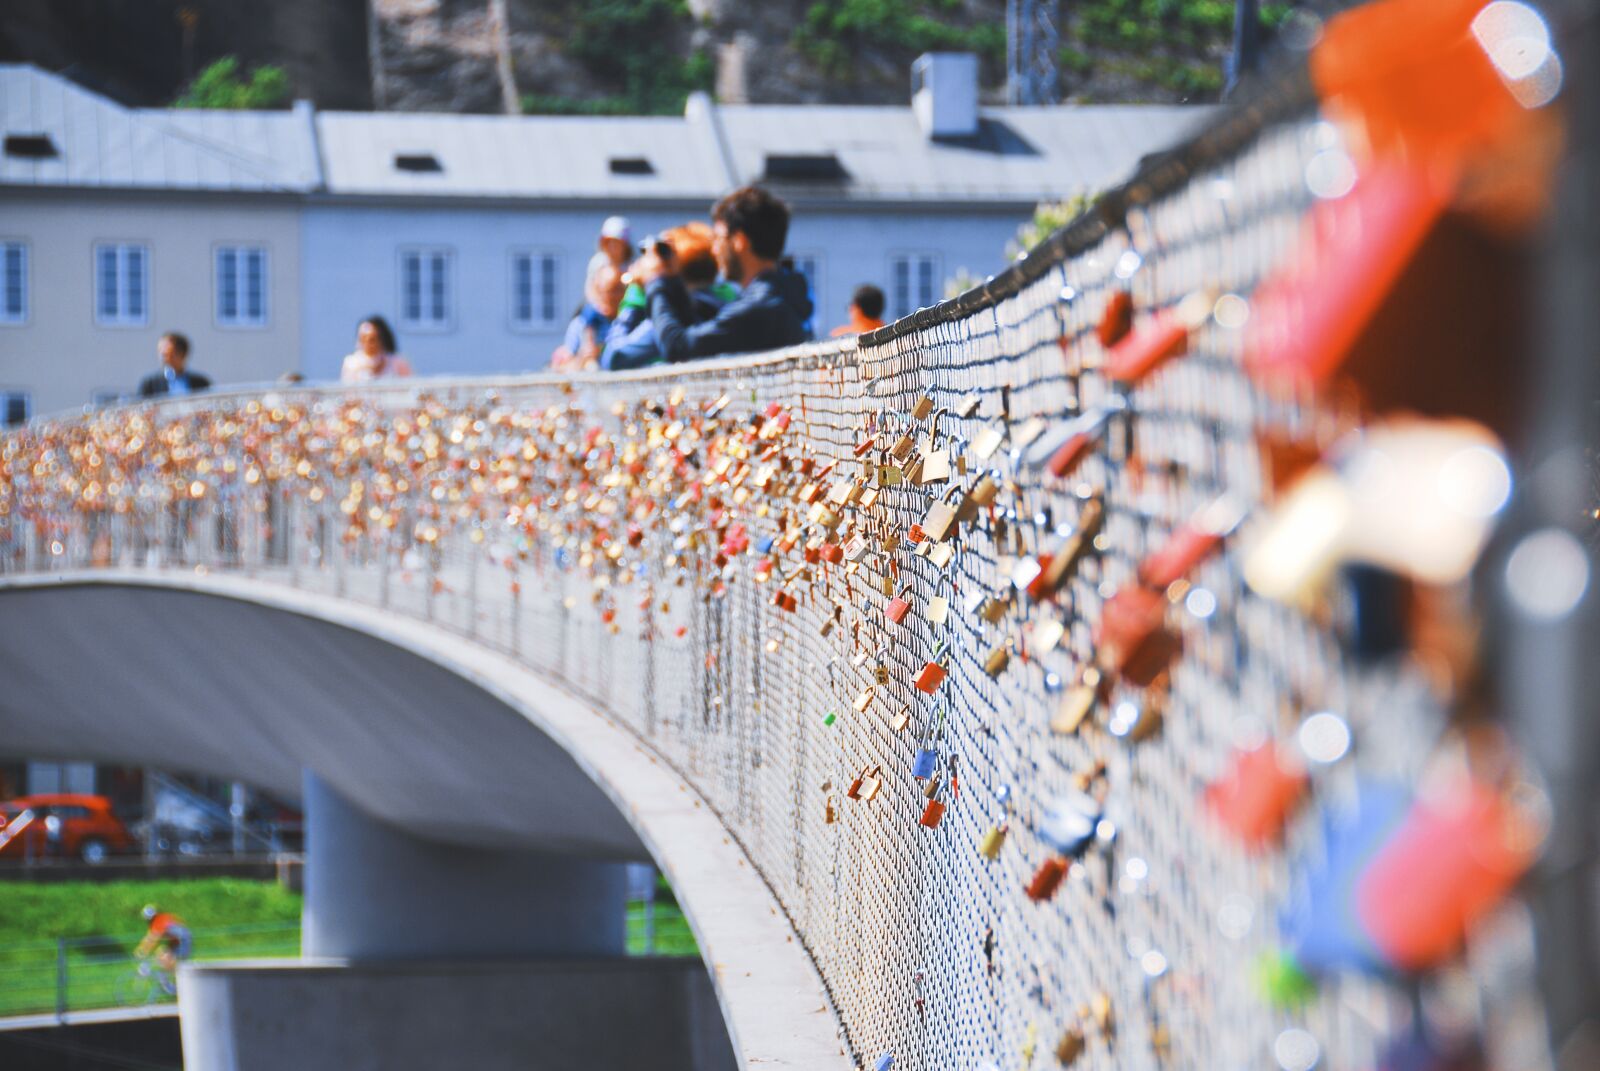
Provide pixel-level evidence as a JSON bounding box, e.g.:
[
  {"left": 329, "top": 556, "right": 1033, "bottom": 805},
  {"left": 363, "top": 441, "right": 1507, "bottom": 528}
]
[{"left": 179, "top": 773, "right": 736, "bottom": 1071}]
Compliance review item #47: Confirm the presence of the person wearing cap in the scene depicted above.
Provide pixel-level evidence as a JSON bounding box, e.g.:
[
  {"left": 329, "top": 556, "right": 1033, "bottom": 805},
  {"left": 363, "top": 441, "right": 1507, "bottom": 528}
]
[
  {"left": 585, "top": 216, "right": 632, "bottom": 311},
  {"left": 552, "top": 216, "right": 634, "bottom": 369}
]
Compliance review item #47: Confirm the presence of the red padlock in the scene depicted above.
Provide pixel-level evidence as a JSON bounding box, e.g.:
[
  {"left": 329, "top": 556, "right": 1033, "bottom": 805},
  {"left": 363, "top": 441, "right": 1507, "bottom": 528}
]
[
  {"left": 1095, "top": 586, "right": 1179, "bottom": 686},
  {"left": 1096, "top": 289, "right": 1134, "bottom": 348},
  {"left": 853, "top": 434, "right": 877, "bottom": 457},
  {"left": 907, "top": 524, "right": 927, "bottom": 545},
  {"left": 1137, "top": 496, "right": 1244, "bottom": 590},
  {"left": 819, "top": 542, "right": 844, "bottom": 565},
  {"left": 1046, "top": 432, "right": 1095, "bottom": 480},
  {"left": 1106, "top": 312, "right": 1189, "bottom": 385},
  {"left": 914, "top": 660, "right": 948, "bottom": 694},
  {"left": 1355, "top": 778, "right": 1540, "bottom": 972},
  {"left": 919, "top": 799, "right": 947, "bottom": 829},
  {"left": 1026, "top": 856, "right": 1069, "bottom": 901},
  {"left": 886, "top": 586, "right": 914, "bottom": 624},
  {"left": 771, "top": 590, "right": 798, "bottom": 613},
  {"left": 1204, "top": 744, "right": 1308, "bottom": 849}
]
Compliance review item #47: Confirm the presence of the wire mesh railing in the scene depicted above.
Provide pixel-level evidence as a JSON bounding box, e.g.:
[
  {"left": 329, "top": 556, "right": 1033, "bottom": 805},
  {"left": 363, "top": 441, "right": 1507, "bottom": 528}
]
[{"left": 0, "top": 4, "right": 1584, "bottom": 1068}]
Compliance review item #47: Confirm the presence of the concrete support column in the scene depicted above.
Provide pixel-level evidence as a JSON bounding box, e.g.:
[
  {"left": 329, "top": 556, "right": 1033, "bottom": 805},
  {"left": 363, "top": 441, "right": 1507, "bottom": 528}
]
[{"left": 301, "top": 771, "right": 627, "bottom": 961}]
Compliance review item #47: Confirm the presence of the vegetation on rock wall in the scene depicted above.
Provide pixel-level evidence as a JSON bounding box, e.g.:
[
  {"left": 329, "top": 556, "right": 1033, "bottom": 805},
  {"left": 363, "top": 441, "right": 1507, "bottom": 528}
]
[{"left": 173, "top": 57, "right": 291, "bottom": 110}]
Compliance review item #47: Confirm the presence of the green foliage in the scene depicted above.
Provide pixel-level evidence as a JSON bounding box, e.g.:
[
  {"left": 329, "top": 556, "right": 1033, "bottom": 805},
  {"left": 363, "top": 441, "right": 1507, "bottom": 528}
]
[
  {"left": 537, "top": 0, "right": 712, "bottom": 115},
  {"left": 174, "top": 57, "right": 290, "bottom": 110},
  {"left": 795, "top": 0, "right": 1006, "bottom": 79},
  {"left": 1008, "top": 191, "right": 1095, "bottom": 260}
]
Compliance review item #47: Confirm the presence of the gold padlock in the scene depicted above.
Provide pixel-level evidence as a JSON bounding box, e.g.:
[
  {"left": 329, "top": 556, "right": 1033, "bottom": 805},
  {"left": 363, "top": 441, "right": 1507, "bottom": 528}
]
[
  {"left": 978, "top": 823, "right": 1008, "bottom": 859},
  {"left": 911, "top": 395, "right": 935, "bottom": 420},
  {"left": 983, "top": 645, "right": 1011, "bottom": 678},
  {"left": 1055, "top": 1026, "right": 1086, "bottom": 1064}
]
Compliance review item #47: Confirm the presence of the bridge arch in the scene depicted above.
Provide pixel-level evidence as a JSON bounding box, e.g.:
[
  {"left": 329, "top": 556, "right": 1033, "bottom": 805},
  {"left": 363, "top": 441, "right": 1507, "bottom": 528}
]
[{"left": 0, "top": 571, "right": 849, "bottom": 1070}]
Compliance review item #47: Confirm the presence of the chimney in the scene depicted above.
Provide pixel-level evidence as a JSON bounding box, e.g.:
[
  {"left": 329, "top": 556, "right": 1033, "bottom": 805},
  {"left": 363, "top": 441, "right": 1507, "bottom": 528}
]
[{"left": 912, "top": 53, "right": 979, "bottom": 140}]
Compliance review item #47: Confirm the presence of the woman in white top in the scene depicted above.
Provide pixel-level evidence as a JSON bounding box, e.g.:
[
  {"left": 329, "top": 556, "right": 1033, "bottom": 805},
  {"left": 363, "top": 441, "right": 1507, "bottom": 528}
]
[{"left": 340, "top": 316, "right": 414, "bottom": 383}]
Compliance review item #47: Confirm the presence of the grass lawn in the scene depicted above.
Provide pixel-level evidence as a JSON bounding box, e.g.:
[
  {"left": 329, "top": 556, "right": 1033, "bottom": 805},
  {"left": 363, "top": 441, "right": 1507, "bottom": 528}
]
[
  {"left": 0, "top": 877, "right": 697, "bottom": 1017},
  {"left": 0, "top": 878, "right": 302, "bottom": 1017}
]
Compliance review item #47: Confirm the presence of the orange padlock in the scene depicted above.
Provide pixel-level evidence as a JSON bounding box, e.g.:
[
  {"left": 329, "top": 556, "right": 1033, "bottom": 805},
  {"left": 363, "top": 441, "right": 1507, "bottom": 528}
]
[{"left": 1026, "top": 856, "right": 1068, "bottom": 901}]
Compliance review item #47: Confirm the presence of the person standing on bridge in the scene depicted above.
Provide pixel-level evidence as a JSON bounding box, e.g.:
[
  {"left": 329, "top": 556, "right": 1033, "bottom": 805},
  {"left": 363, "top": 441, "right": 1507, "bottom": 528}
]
[
  {"left": 138, "top": 333, "right": 211, "bottom": 397},
  {"left": 831, "top": 284, "right": 887, "bottom": 337},
  {"left": 634, "top": 185, "right": 813, "bottom": 361},
  {"left": 340, "top": 316, "right": 413, "bottom": 383}
]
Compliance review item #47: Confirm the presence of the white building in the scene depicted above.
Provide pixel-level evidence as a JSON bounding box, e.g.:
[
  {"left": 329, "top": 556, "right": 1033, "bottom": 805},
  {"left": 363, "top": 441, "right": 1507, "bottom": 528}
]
[
  {"left": 0, "top": 59, "right": 1206, "bottom": 414},
  {"left": 0, "top": 65, "right": 319, "bottom": 417}
]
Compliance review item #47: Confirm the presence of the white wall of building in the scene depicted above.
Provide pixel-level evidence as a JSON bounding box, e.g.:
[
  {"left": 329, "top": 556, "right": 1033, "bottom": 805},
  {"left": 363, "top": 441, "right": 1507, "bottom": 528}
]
[{"left": 0, "top": 193, "right": 302, "bottom": 416}]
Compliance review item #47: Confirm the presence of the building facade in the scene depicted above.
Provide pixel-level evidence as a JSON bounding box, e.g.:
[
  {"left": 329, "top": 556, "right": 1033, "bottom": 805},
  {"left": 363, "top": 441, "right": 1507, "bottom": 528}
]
[{"left": 1, "top": 61, "right": 1208, "bottom": 415}]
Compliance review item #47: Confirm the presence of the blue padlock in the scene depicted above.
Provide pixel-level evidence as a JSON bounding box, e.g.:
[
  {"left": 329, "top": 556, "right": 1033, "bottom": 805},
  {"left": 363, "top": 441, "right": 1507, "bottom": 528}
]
[
  {"left": 874, "top": 1055, "right": 894, "bottom": 1071},
  {"left": 912, "top": 744, "right": 937, "bottom": 780},
  {"left": 1039, "top": 790, "right": 1102, "bottom": 858},
  {"left": 757, "top": 535, "right": 775, "bottom": 554}
]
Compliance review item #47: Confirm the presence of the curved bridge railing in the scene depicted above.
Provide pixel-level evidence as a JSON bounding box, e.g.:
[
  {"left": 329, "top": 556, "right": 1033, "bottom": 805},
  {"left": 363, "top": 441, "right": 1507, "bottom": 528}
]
[{"left": 1, "top": 5, "right": 1587, "bottom": 1068}]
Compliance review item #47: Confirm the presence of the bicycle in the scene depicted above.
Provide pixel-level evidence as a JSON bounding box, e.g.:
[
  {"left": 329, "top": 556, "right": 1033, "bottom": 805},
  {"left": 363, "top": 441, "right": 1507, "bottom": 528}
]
[{"left": 114, "top": 954, "right": 178, "bottom": 1006}]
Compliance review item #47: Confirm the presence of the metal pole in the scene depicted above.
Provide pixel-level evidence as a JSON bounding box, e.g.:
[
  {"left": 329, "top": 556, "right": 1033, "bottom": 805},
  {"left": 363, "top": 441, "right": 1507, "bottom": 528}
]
[
  {"left": 1226, "top": 0, "right": 1262, "bottom": 98},
  {"left": 55, "top": 938, "right": 67, "bottom": 1021}
]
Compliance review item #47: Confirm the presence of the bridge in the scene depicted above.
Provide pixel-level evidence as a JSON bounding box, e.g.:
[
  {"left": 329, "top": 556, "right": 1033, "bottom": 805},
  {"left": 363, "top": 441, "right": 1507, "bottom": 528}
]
[{"left": 2, "top": 2, "right": 1597, "bottom": 1068}]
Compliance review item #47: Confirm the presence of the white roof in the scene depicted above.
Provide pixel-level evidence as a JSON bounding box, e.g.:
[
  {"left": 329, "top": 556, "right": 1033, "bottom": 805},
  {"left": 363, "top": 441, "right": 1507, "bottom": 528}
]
[
  {"left": 0, "top": 65, "right": 316, "bottom": 192},
  {"left": 0, "top": 63, "right": 1211, "bottom": 206},
  {"left": 314, "top": 111, "right": 727, "bottom": 201},
  {"left": 715, "top": 103, "right": 1209, "bottom": 202}
]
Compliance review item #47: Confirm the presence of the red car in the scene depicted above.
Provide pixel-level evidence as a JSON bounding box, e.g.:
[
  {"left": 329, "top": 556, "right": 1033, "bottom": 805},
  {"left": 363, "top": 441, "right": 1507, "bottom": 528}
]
[{"left": 0, "top": 794, "right": 135, "bottom": 863}]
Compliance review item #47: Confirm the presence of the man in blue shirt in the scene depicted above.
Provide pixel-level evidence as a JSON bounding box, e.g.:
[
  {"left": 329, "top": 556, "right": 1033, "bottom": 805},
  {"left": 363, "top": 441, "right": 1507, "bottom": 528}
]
[
  {"left": 138, "top": 333, "right": 211, "bottom": 397},
  {"left": 633, "top": 186, "right": 812, "bottom": 362}
]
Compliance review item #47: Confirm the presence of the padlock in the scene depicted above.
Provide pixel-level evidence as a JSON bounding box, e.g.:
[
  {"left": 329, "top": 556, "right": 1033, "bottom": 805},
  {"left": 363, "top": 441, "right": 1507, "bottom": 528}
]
[
  {"left": 1055, "top": 1026, "right": 1086, "bottom": 1064},
  {"left": 1138, "top": 495, "right": 1245, "bottom": 590},
  {"left": 1104, "top": 310, "right": 1189, "bottom": 386},
  {"left": 920, "top": 797, "right": 947, "bottom": 829},
  {"left": 912, "top": 737, "right": 938, "bottom": 779},
  {"left": 970, "top": 424, "right": 1005, "bottom": 460},
  {"left": 914, "top": 659, "right": 948, "bottom": 694},
  {"left": 983, "top": 645, "right": 1011, "bottom": 678},
  {"left": 1095, "top": 586, "right": 1179, "bottom": 686},
  {"left": 844, "top": 534, "right": 871, "bottom": 562},
  {"left": 977, "top": 592, "right": 1011, "bottom": 624},
  {"left": 824, "top": 795, "right": 837, "bottom": 824},
  {"left": 819, "top": 541, "right": 844, "bottom": 564},
  {"left": 920, "top": 486, "right": 963, "bottom": 543},
  {"left": 854, "top": 687, "right": 875, "bottom": 713},
  {"left": 1052, "top": 680, "right": 1098, "bottom": 735},
  {"left": 886, "top": 585, "right": 915, "bottom": 624},
  {"left": 771, "top": 589, "right": 798, "bottom": 612},
  {"left": 1096, "top": 289, "right": 1134, "bottom": 347},
  {"left": 890, "top": 705, "right": 912, "bottom": 732},
  {"left": 917, "top": 408, "right": 952, "bottom": 484},
  {"left": 1026, "top": 499, "right": 1105, "bottom": 600},
  {"left": 821, "top": 710, "right": 837, "bottom": 726},
  {"left": 879, "top": 463, "right": 904, "bottom": 486},
  {"left": 1205, "top": 743, "right": 1309, "bottom": 848},
  {"left": 1040, "top": 789, "right": 1103, "bottom": 857},
  {"left": 978, "top": 823, "right": 1008, "bottom": 860},
  {"left": 911, "top": 395, "right": 935, "bottom": 420},
  {"left": 1026, "top": 856, "right": 1069, "bottom": 901},
  {"left": 874, "top": 1054, "right": 894, "bottom": 1071},
  {"left": 847, "top": 764, "right": 884, "bottom": 801}
]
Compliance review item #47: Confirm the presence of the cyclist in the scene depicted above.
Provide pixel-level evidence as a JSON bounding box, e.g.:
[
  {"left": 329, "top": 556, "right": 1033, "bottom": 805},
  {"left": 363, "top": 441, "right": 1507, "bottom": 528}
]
[{"left": 135, "top": 904, "right": 192, "bottom": 974}]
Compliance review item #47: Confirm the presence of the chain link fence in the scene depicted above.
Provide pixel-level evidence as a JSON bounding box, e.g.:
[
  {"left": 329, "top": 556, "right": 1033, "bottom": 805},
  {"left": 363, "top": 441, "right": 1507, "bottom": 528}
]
[{"left": 0, "top": 40, "right": 1570, "bottom": 1071}]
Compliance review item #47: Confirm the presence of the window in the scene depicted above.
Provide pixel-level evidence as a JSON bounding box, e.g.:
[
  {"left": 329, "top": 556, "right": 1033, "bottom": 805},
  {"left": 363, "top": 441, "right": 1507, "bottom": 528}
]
[
  {"left": 394, "top": 153, "right": 443, "bottom": 173},
  {"left": 3, "top": 134, "right": 58, "bottom": 160},
  {"left": 509, "top": 250, "right": 561, "bottom": 330},
  {"left": 0, "top": 391, "right": 30, "bottom": 427},
  {"left": 399, "top": 248, "right": 452, "bottom": 331},
  {"left": 889, "top": 253, "right": 939, "bottom": 320},
  {"left": 94, "top": 243, "right": 149, "bottom": 326},
  {"left": 215, "top": 245, "right": 268, "bottom": 328},
  {"left": 0, "top": 242, "right": 25, "bottom": 324},
  {"left": 608, "top": 157, "right": 654, "bottom": 175}
]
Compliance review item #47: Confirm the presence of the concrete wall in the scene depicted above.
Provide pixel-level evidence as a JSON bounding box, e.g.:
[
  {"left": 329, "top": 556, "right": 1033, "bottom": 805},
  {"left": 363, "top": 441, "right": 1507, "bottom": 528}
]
[
  {"left": 0, "top": 192, "right": 303, "bottom": 416},
  {"left": 179, "top": 958, "right": 739, "bottom": 1071},
  {"left": 298, "top": 201, "right": 1031, "bottom": 379}
]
